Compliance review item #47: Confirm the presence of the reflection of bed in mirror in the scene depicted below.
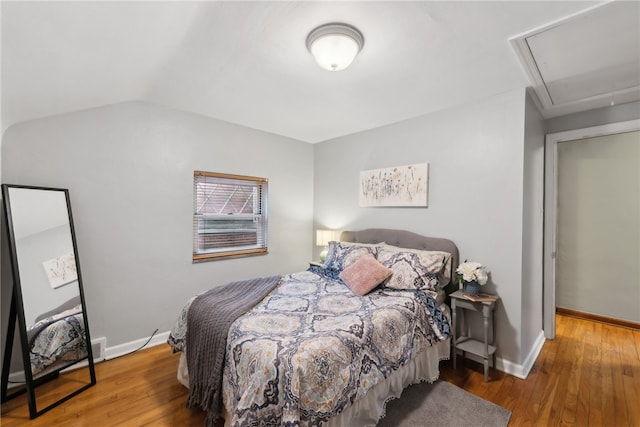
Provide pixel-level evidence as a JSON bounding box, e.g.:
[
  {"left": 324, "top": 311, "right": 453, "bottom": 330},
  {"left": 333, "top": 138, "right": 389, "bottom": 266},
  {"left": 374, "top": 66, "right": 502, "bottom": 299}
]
[{"left": 26, "top": 296, "right": 88, "bottom": 379}]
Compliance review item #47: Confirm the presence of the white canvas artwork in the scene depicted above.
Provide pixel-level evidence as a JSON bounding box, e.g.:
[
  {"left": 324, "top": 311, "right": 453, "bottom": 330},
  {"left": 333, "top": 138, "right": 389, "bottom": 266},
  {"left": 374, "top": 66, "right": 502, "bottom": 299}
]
[
  {"left": 43, "top": 252, "right": 78, "bottom": 289},
  {"left": 359, "top": 163, "right": 429, "bottom": 207}
]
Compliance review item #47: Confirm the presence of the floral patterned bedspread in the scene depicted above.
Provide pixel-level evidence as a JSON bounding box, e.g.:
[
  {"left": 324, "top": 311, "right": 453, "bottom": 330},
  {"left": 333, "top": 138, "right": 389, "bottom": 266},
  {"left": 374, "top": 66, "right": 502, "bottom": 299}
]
[
  {"left": 220, "top": 269, "right": 451, "bottom": 426},
  {"left": 28, "top": 305, "right": 88, "bottom": 378}
]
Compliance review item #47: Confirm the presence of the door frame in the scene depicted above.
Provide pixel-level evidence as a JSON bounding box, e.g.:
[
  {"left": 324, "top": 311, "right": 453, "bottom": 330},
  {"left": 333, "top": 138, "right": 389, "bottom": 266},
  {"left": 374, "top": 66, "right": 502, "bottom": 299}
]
[{"left": 544, "top": 119, "right": 640, "bottom": 339}]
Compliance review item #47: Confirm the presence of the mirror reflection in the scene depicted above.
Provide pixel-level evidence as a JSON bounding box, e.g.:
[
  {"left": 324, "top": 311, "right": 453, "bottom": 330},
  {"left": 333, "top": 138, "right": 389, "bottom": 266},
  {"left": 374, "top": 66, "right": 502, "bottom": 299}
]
[
  {"left": 9, "top": 188, "right": 86, "bottom": 379},
  {"left": 1, "top": 184, "right": 95, "bottom": 418}
]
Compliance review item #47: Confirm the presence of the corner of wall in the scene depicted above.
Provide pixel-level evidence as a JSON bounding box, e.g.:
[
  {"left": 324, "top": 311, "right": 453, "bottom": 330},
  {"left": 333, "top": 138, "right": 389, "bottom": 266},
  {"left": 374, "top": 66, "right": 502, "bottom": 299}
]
[
  {"left": 519, "top": 91, "right": 545, "bottom": 364},
  {"left": 496, "top": 330, "right": 545, "bottom": 379}
]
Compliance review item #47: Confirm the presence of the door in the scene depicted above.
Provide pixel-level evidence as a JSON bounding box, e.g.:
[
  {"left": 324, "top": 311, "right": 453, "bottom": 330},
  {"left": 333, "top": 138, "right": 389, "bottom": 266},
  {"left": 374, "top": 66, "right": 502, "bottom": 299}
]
[
  {"left": 544, "top": 120, "right": 640, "bottom": 338},
  {"left": 556, "top": 131, "right": 639, "bottom": 320}
]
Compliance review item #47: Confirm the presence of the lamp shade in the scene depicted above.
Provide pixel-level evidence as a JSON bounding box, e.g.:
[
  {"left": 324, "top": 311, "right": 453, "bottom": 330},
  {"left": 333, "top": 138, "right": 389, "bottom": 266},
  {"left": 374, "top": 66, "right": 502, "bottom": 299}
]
[
  {"left": 316, "top": 229, "right": 336, "bottom": 246},
  {"left": 306, "top": 23, "right": 364, "bottom": 71}
]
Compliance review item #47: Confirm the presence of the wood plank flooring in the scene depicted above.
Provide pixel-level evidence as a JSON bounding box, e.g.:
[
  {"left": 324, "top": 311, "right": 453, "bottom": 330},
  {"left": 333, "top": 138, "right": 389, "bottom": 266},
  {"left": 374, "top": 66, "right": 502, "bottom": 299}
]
[
  {"left": 2, "top": 314, "right": 638, "bottom": 426},
  {"left": 441, "top": 314, "right": 640, "bottom": 427}
]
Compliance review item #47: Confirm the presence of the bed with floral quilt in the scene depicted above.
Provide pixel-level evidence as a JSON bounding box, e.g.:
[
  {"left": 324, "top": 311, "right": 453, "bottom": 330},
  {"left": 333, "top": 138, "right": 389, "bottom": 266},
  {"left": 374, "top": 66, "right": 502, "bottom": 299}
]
[{"left": 168, "top": 229, "right": 459, "bottom": 427}]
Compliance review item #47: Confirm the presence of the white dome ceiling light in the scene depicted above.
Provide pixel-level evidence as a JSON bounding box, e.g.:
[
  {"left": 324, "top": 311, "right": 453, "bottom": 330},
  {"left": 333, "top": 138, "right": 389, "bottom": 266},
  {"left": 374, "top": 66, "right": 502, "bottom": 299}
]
[{"left": 306, "top": 23, "right": 364, "bottom": 71}]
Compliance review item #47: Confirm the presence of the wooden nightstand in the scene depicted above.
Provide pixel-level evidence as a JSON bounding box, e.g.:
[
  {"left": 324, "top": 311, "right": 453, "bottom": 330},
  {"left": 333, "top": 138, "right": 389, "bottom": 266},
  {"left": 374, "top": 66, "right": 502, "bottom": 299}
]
[
  {"left": 309, "top": 261, "right": 323, "bottom": 268},
  {"left": 450, "top": 290, "right": 499, "bottom": 381}
]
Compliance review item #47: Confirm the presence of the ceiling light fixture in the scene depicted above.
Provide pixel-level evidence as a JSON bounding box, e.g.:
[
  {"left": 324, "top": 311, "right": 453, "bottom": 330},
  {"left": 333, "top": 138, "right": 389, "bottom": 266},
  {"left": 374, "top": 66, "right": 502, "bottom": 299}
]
[{"left": 306, "top": 23, "right": 364, "bottom": 71}]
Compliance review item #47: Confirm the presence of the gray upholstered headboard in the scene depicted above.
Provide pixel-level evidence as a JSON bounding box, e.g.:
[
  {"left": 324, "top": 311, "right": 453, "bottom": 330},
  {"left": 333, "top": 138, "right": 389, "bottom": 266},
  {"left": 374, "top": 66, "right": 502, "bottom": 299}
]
[{"left": 340, "top": 228, "right": 459, "bottom": 291}]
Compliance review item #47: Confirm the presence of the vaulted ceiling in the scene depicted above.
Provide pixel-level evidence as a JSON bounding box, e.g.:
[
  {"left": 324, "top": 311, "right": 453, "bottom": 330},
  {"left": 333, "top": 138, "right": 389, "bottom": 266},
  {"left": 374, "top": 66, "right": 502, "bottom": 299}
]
[{"left": 2, "top": 1, "right": 638, "bottom": 143}]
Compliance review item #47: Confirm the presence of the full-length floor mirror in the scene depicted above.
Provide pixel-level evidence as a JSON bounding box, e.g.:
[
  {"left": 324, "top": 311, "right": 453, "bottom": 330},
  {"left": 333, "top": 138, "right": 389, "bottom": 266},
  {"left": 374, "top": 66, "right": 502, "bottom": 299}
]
[{"left": 1, "top": 184, "right": 96, "bottom": 418}]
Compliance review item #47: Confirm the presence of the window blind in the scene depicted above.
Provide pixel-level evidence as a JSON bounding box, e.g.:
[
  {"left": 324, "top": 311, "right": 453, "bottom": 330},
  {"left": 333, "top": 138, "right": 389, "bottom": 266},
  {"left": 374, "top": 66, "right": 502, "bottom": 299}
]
[{"left": 193, "top": 171, "right": 268, "bottom": 261}]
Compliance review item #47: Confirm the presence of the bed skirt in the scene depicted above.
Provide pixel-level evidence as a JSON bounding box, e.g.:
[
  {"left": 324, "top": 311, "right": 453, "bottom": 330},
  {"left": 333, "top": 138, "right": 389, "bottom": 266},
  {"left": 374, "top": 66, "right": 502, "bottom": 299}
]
[
  {"left": 324, "top": 338, "right": 450, "bottom": 427},
  {"left": 177, "top": 338, "right": 450, "bottom": 427}
]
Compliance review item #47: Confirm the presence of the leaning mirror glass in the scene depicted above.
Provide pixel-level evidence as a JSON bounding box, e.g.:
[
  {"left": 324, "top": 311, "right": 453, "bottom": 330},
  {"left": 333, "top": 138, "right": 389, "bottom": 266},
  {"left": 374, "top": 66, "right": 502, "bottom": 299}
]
[{"left": 1, "top": 184, "right": 95, "bottom": 419}]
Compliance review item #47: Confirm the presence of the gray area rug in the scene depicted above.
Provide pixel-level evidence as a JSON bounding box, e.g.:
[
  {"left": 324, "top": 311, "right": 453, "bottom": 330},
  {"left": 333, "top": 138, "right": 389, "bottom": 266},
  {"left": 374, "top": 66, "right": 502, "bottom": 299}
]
[{"left": 377, "top": 380, "right": 511, "bottom": 427}]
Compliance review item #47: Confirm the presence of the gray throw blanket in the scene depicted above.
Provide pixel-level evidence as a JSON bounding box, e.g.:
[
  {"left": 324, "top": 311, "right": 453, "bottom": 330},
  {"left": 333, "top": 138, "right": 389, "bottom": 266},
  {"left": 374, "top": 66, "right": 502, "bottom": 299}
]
[{"left": 186, "top": 275, "right": 281, "bottom": 426}]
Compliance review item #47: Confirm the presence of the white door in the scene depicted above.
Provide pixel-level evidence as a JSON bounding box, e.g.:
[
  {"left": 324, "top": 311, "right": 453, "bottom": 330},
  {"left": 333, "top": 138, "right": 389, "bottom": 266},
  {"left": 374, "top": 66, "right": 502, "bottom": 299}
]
[
  {"left": 556, "top": 131, "right": 639, "bottom": 321},
  {"left": 544, "top": 120, "right": 640, "bottom": 338}
]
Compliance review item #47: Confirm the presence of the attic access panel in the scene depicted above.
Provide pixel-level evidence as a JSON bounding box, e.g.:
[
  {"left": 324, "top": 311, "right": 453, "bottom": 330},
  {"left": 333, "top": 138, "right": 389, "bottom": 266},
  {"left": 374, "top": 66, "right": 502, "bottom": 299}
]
[{"left": 511, "top": 2, "right": 640, "bottom": 113}]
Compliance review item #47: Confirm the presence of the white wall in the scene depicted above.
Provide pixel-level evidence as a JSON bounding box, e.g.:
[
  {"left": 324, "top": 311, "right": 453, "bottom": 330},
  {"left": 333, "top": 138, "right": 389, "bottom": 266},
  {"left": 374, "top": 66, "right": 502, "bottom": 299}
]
[
  {"left": 16, "top": 225, "right": 78, "bottom": 326},
  {"left": 1, "top": 101, "right": 314, "bottom": 349},
  {"left": 314, "top": 89, "right": 538, "bottom": 371},
  {"left": 520, "top": 92, "right": 545, "bottom": 363}
]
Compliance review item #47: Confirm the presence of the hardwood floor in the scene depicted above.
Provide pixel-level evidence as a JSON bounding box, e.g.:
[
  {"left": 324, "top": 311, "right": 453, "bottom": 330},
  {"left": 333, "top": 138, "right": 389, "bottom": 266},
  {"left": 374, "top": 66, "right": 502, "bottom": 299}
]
[
  {"left": 442, "top": 314, "right": 640, "bottom": 426},
  {"left": 2, "top": 314, "right": 638, "bottom": 426}
]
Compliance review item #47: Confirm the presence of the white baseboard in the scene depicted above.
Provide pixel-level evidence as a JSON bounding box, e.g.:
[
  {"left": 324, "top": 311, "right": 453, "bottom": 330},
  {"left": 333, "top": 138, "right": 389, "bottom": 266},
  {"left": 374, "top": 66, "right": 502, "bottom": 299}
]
[
  {"left": 454, "top": 330, "right": 546, "bottom": 380},
  {"left": 104, "top": 330, "right": 170, "bottom": 360},
  {"left": 518, "top": 331, "right": 546, "bottom": 378}
]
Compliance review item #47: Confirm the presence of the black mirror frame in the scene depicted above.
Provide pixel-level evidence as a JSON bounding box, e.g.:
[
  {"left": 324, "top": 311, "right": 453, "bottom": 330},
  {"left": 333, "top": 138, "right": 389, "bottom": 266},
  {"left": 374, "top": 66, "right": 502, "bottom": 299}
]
[{"left": 0, "top": 184, "right": 96, "bottom": 418}]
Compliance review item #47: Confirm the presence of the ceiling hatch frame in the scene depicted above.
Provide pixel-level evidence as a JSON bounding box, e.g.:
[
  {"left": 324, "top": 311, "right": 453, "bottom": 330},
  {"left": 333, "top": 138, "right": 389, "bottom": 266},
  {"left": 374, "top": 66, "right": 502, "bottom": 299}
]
[{"left": 509, "top": 2, "right": 640, "bottom": 118}]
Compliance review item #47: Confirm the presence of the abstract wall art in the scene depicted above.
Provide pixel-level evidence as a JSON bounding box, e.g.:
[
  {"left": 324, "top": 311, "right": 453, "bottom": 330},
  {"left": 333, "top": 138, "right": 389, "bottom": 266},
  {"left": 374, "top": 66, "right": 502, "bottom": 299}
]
[{"left": 359, "top": 163, "right": 429, "bottom": 207}]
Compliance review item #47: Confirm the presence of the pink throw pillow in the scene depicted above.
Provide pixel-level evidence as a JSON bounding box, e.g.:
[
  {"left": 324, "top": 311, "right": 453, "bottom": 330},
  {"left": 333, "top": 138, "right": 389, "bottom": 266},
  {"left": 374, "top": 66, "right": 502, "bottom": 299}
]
[{"left": 339, "top": 254, "right": 393, "bottom": 296}]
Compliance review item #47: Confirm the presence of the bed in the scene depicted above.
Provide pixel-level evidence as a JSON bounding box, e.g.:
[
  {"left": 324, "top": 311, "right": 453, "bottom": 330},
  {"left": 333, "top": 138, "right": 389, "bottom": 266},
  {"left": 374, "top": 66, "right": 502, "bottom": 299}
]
[
  {"left": 169, "top": 228, "right": 459, "bottom": 426},
  {"left": 26, "top": 296, "right": 88, "bottom": 379}
]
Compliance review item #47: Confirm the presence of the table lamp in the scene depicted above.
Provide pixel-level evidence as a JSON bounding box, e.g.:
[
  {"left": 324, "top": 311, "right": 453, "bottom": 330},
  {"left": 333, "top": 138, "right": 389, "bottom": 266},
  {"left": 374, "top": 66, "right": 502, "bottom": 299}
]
[{"left": 316, "top": 229, "right": 336, "bottom": 262}]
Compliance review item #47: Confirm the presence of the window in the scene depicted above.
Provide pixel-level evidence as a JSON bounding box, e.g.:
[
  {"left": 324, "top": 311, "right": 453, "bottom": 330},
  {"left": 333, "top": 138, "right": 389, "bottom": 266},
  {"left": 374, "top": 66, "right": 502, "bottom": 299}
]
[{"left": 193, "top": 171, "right": 268, "bottom": 262}]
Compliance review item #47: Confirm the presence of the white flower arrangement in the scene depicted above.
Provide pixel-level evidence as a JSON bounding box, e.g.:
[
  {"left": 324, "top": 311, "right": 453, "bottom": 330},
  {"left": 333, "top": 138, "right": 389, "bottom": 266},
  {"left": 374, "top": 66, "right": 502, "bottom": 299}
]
[{"left": 456, "top": 261, "right": 489, "bottom": 286}]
